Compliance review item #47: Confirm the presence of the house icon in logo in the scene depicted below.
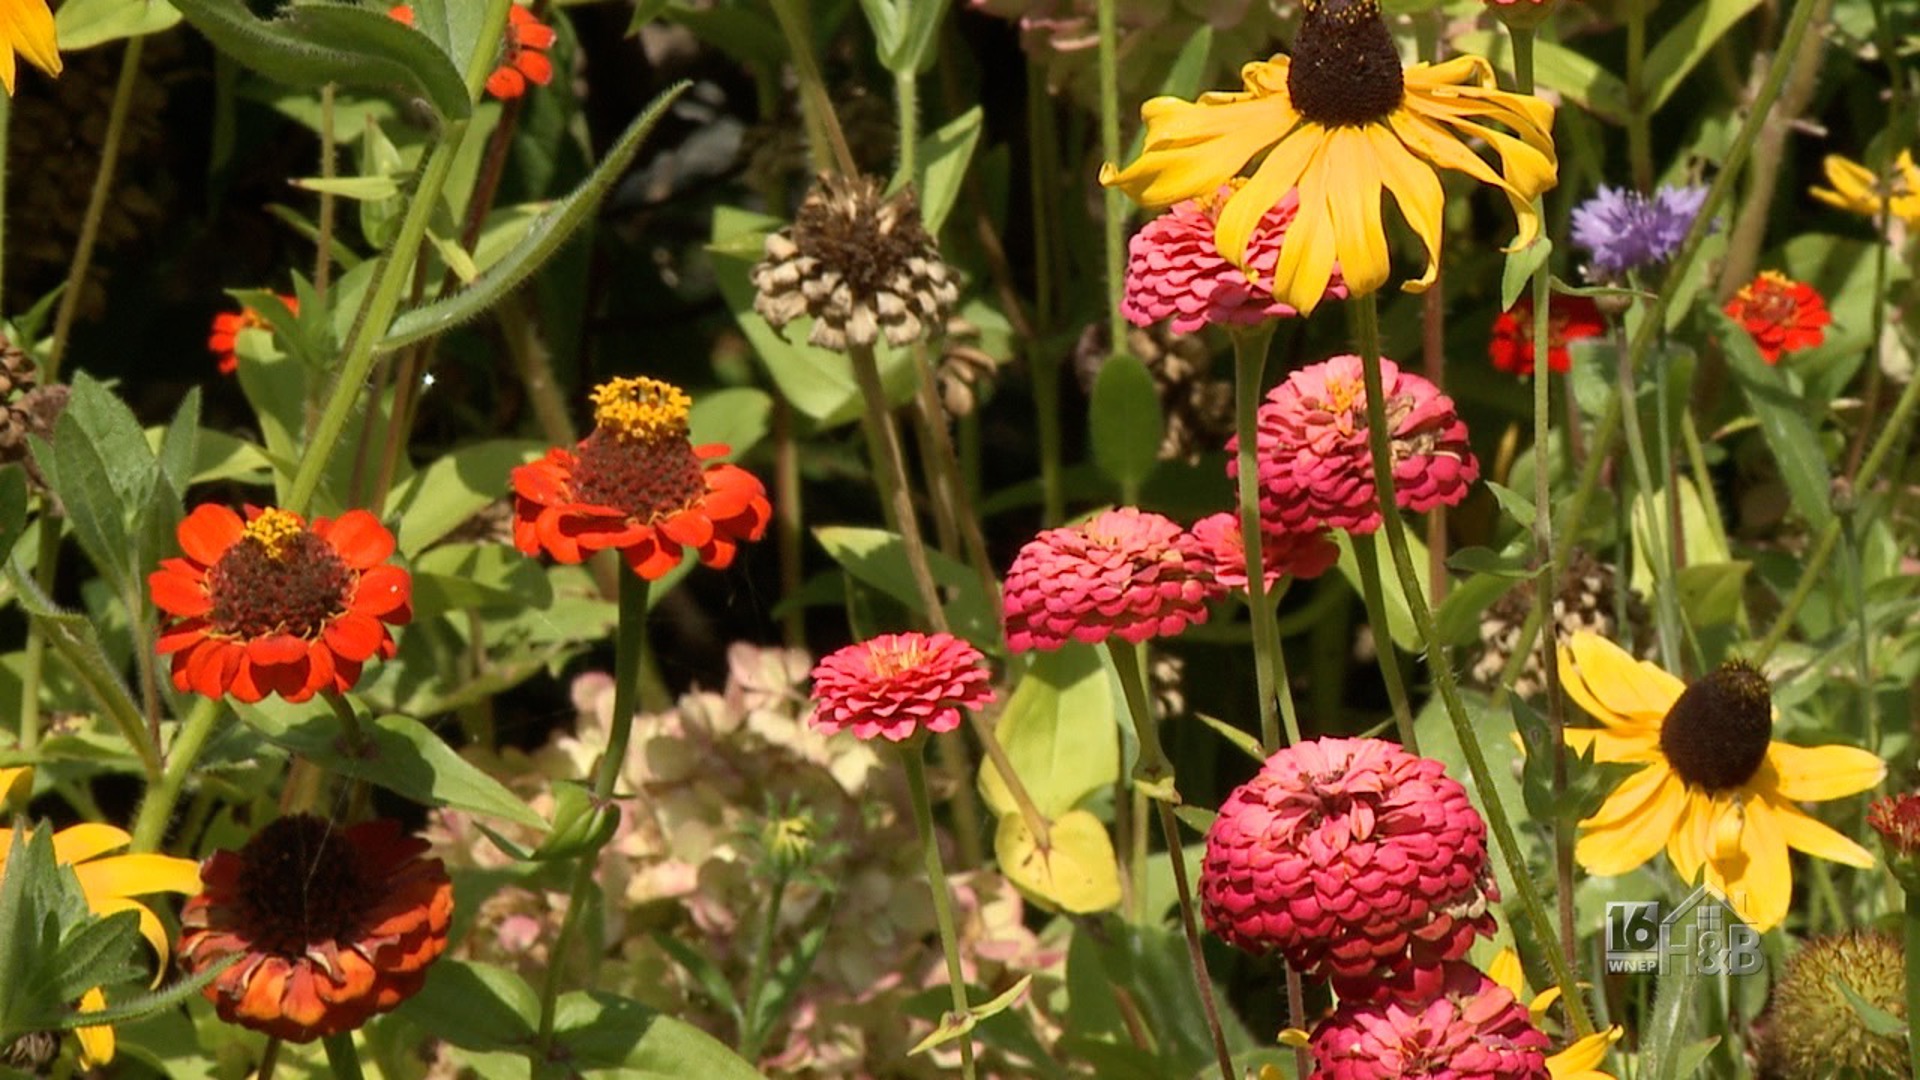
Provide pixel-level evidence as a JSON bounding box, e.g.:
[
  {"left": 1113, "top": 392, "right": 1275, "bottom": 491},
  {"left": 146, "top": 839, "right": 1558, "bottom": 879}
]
[{"left": 1604, "top": 884, "right": 1764, "bottom": 975}]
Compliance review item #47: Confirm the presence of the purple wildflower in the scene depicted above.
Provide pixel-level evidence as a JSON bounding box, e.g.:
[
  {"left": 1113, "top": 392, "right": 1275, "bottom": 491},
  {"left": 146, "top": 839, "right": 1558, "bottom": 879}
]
[{"left": 1569, "top": 184, "right": 1709, "bottom": 279}]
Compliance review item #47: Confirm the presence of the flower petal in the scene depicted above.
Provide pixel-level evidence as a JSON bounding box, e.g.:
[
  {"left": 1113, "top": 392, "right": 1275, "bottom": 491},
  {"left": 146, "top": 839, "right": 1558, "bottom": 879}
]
[
  {"left": 1574, "top": 764, "right": 1686, "bottom": 876},
  {"left": 1717, "top": 797, "right": 1791, "bottom": 932},
  {"left": 1100, "top": 59, "right": 1302, "bottom": 209},
  {"left": 1322, "top": 126, "right": 1390, "bottom": 299},
  {"left": 1368, "top": 122, "right": 1445, "bottom": 293},
  {"left": 325, "top": 509, "right": 396, "bottom": 569},
  {"left": 1762, "top": 741, "right": 1886, "bottom": 802},
  {"left": 178, "top": 504, "right": 246, "bottom": 566},
  {"left": 1769, "top": 799, "right": 1876, "bottom": 869},
  {"left": 51, "top": 823, "right": 133, "bottom": 865},
  {"left": 1562, "top": 632, "right": 1682, "bottom": 722}
]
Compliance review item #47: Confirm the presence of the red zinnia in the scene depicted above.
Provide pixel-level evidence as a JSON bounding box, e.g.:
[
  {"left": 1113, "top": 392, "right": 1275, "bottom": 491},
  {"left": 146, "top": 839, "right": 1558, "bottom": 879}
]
[
  {"left": 1188, "top": 511, "right": 1338, "bottom": 588},
  {"left": 178, "top": 815, "right": 453, "bottom": 1042},
  {"left": 150, "top": 505, "right": 412, "bottom": 703},
  {"left": 389, "top": 4, "right": 555, "bottom": 100},
  {"left": 511, "top": 376, "right": 771, "bottom": 580},
  {"left": 1122, "top": 187, "right": 1346, "bottom": 333},
  {"left": 809, "top": 632, "right": 995, "bottom": 743},
  {"left": 208, "top": 295, "right": 298, "bottom": 376},
  {"left": 1724, "top": 271, "right": 1831, "bottom": 364},
  {"left": 1308, "top": 961, "right": 1551, "bottom": 1078},
  {"left": 1001, "top": 507, "right": 1224, "bottom": 652},
  {"left": 1487, "top": 294, "right": 1603, "bottom": 376}
]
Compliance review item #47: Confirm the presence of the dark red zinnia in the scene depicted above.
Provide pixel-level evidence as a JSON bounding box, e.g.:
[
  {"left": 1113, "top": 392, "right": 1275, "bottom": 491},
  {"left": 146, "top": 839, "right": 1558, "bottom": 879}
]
[
  {"left": 208, "top": 295, "right": 299, "bottom": 377},
  {"left": 1487, "top": 295, "right": 1604, "bottom": 376}
]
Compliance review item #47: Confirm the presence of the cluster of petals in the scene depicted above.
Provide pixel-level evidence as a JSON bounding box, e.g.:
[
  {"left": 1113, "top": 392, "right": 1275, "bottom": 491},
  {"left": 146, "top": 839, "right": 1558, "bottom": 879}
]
[
  {"left": 1230, "top": 354, "right": 1478, "bottom": 536},
  {"left": 150, "top": 505, "right": 412, "bottom": 703},
  {"left": 1811, "top": 150, "right": 1920, "bottom": 226},
  {"left": 1199, "top": 737, "right": 1497, "bottom": 989},
  {"left": 1722, "top": 271, "right": 1831, "bottom": 364},
  {"left": 808, "top": 631, "right": 995, "bottom": 743},
  {"left": 389, "top": 4, "right": 555, "bottom": 100},
  {"left": 1122, "top": 188, "right": 1345, "bottom": 333},
  {"left": 178, "top": 815, "right": 453, "bottom": 1042},
  {"left": 1188, "top": 511, "right": 1338, "bottom": 588},
  {"left": 1001, "top": 507, "right": 1224, "bottom": 652},
  {"left": 208, "top": 294, "right": 298, "bottom": 376},
  {"left": 511, "top": 377, "right": 771, "bottom": 580},
  {"left": 1488, "top": 295, "right": 1604, "bottom": 377},
  {"left": 1307, "top": 961, "right": 1551, "bottom": 1079}
]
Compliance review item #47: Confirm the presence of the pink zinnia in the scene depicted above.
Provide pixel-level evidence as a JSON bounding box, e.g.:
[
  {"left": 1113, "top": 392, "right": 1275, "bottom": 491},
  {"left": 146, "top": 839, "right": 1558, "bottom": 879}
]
[
  {"left": 1309, "top": 961, "right": 1551, "bottom": 1079},
  {"left": 1189, "top": 511, "right": 1338, "bottom": 588},
  {"left": 1122, "top": 188, "right": 1346, "bottom": 334},
  {"left": 1199, "top": 737, "right": 1497, "bottom": 989},
  {"left": 1001, "top": 507, "right": 1223, "bottom": 652},
  {"left": 808, "top": 631, "right": 995, "bottom": 742},
  {"left": 1229, "top": 354, "right": 1478, "bottom": 536}
]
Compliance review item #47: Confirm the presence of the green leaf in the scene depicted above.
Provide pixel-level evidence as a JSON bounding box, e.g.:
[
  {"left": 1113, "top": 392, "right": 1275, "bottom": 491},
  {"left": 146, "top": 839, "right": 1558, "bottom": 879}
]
[
  {"left": 237, "top": 708, "right": 548, "bottom": 829},
  {"left": 908, "top": 974, "right": 1032, "bottom": 1056},
  {"left": 395, "top": 959, "right": 539, "bottom": 1053},
  {"left": 1446, "top": 546, "right": 1538, "bottom": 579},
  {"left": 550, "top": 990, "right": 767, "bottom": 1077},
  {"left": 385, "top": 439, "right": 543, "bottom": 558},
  {"left": 1483, "top": 480, "right": 1537, "bottom": 529},
  {"left": 628, "top": 0, "right": 672, "bottom": 36},
  {"left": 45, "top": 911, "right": 145, "bottom": 1005},
  {"left": 1334, "top": 530, "right": 1431, "bottom": 653},
  {"left": 689, "top": 388, "right": 773, "bottom": 460},
  {"left": 54, "top": 0, "right": 181, "bottom": 50},
  {"left": 1452, "top": 30, "right": 1628, "bottom": 123},
  {"left": 1676, "top": 560, "right": 1751, "bottom": 628},
  {"left": 166, "top": 0, "right": 471, "bottom": 124},
  {"left": 1644, "top": 0, "right": 1764, "bottom": 113},
  {"left": 1500, "top": 238, "right": 1551, "bottom": 312},
  {"left": 1434, "top": 572, "right": 1526, "bottom": 647},
  {"left": 1088, "top": 355, "right": 1163, "bottom": 498},
  {"left": 381, "top": 82, "right": 690, "bottom": 351},
  {"left": 1127, "top": 25, "right": 1213, "bottom": 161},
  {"left": 976, "top": 645, "right": 1119, "bottom": 817},
  {"left": 40, "top": 954, "right": 238, "bottom": 1032},
  {"left": 1192, "top": 711, "right": 1265, "bottom": 763},
  {"left": 652, "top": 932, "right": 742, "bottom": 1022},
  {"left": 1832, "top": 973, "right": 1908, "bottom": 1037},
  {"left": 1720, "top": 311, "right": 1834, "bottom": 532},
  {"left": 903, "top": 106, "right": 981, "bottom": 236},
  {"left": 3, "top": 565, "right": 156, "bottom": 779},
  {"left": 995, "top": 810, "right": 1122, "bottom": 914},
  {"left": 812, "top": 526, "right": 999, "bottom": 651},
  {"left": 289, "top": 175, "right": 403, "bottom": 201},
  {"left": 0, "top": 465, "right": 28, "bottom": 566},
  {"left": 154, "top": 390, "right": 202, "bottom": 505}
]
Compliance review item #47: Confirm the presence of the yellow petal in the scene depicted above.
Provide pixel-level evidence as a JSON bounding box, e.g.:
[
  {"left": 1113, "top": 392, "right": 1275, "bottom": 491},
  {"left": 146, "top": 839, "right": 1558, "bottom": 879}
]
[
  {"left": 1565, "top": 722, "right": 1663, "bottom": 764},
  {"left": 0, "top": 0, "right": 60, "bottom": 91},
  {"left": 72, "top": 852, "right": 204, "bottom": 903},
  {"left": 1761, "top": 741, "right": 1885, "bottom": 802},
  {"left": 1099, "top": 62, "right": 1301, "bottom": 209},
  {"left": 1563, "top": 633, "right": 1683, "bottom": 722},
  {"left": 1322, "top": 126, "right": 1390, "bottom": 299},
  {"left": 1575, "top": 764, "right": 1686, "bottom": 875},
  {"left": 1548, "top": 1027, "right": 1622, "bottom": 1079},
  {"left": 51, "top": 822, "right": 134, "bottom": 866},
  {"left": 1367, "top": 123, "right": 1444, "bottom": 292},
  {"left": 1487, "top": 947, "right": 1523, "bottom": 997},
  {"left": 77, "top": 987, "right": 115, "bottom": 1067},
  {"left": 1769, "top": 799, "right": 1876, "bottom": 869},
  {"left": 1214, "top": 120, "right": 1319, "bottom": 269},
  {"left": 1716, "top": 797, "right": 1790, "bottom": 932},
  {"left": 1268, "top": 134, "right": 1343, "bottom": 314},
  {"left": 0, "top": 764, "right": 30, "bottom": 807}
]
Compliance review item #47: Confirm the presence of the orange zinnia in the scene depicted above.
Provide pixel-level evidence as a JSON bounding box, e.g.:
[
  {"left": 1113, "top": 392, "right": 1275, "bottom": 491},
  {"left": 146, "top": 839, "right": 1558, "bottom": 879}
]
[
  {"left": 389, "top": 4, "right": 555, "bottom": 101},
  {"left": 178, "top": 815, "right": 453, "bottom": 1042},
  {"left": 208, "top": 295, "right": 298, "bottom": 376},
  {"left": 150, "top": 505, "right": 412, "bottom": 703},
  {"left": 511, "top": 376, "right": 771, "bottom": 580}
]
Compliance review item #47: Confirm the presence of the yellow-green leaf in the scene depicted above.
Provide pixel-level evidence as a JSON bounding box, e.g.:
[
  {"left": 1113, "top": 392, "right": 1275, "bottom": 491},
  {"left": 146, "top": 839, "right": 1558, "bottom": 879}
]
[{"left": 995, "top": 809, "right": 1122, "bottom": 914}]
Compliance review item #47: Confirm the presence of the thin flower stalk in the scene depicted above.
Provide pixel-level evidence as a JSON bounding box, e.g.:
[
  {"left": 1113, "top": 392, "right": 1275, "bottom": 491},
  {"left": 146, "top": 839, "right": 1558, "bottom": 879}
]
[
  {"left": 1105, "top": 640, "right": 1235, "bottom": 1080},
  {"left": 1097, "top": 0, "right": 1126, "bottom": 358},
  {"left": 1350, "top": 293, "right": 1594, "bottom": 1037},
  {"left": 1228, "top": 326, "right": 1293, "bottom": 750},
  {"left": 902, "top": 748, "right": 979, "bottom": 1080}
]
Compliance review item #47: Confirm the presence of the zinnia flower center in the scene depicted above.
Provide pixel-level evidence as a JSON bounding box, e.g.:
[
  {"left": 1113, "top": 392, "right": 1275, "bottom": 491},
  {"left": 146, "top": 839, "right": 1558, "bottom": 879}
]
[
  {"left": 1659, "top": 659, "right": 1772, "bottom": 792},
  {"left": 590, "top": 376, "right": 692, "bottom": 442},
  {"left": 1287, "top": 0, "right": 1406, "bottom": 129},
  {"left": 206, "top": 515, "right": 354, "bottom": 641},
  {"left": 569, "top": 377, "right": 710, "bottom": 523},
  {"left": 865, "top": 642, "right": 927, "bottom": 679},
  {"left": 1738, "top": 273, "right": 1799, "bottom": 324},
  {"left": 232, "top": 815, "right": 371, "bottom": 950}
]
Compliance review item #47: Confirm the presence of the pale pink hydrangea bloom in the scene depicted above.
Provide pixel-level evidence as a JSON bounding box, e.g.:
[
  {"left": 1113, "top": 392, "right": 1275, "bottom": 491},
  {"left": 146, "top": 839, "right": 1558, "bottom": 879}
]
[
  {"left": 1188, "top": 511, "right": 1339, "bottom": 588},
  {"left": 1229, "top": 354, "right": 1478, "bottom": 536},
  {"left": 1122, "top": 189, "right": 1346, "bottom": 333},
  {"left": 1001, "top": 507, "right": 1224, "bottom": 652},
  {"left": 808, "top": 632, "right": 995, "bottom": 742},
  {"left": 1309, "top": 961, "right": 1552, "bottom": 1079},
  {"left": 1199, "top": 737, "right": 1498, "bottom": 991}
]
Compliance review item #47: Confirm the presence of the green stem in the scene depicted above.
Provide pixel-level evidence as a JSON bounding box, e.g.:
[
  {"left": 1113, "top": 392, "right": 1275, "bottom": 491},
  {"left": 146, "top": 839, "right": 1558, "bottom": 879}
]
[
  {"left": 902, "top": 746, "right": 978, "bottom": 1080},
  {"left": 738, "top": 868, "right": 792, "bottom": 1059},
  {"left": 1614, "top": 321, "right": 1680, "bottom": 671},
  {"left": 768, "top": 0, "right": 857, "bottom": 176},
  {"left": 46, "top": 37, "right": 144, "bottom": 381},
  {"left": 1906, "top": 891, "right": 1920, "bottom": 1080},
  {"left": 130, "top": 697, "right": 223, "bottom": 853},
  {"left": 1096, "top": 0, "right": 1126, "bottom": 356},
  {"left": 321, "top": 1032, "right": 366, "bottom": 1080},
  {"left": 17, "top": 524, "right": 58, "bottom": 756},
  {"left": 1106, "top": 641, "right": 1233, "bottom": 1080},
  {"left": 1625, "top": 0, "right": 1652, "bottom": 192},
  {"left": 315, "top": 83, "right": 337, "bottom": 298},
  {"left": 1230, "top": 326, "right": 1291, "bottom": 750},
  {"left": 1353, "top": 532, "right": 1417, "bottom": 751},
  {"left": 895, "top": 68, "right": 918, "bottom": 179},
  {"left": 1350, "top": 294, "right": 1593, "bottom": 1036}
]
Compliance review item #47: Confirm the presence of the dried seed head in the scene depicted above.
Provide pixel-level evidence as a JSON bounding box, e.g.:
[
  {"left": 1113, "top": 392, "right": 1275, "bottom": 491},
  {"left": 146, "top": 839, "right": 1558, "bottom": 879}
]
[{"left": 751, "top": 173, "right": 959, "bottom": 351}]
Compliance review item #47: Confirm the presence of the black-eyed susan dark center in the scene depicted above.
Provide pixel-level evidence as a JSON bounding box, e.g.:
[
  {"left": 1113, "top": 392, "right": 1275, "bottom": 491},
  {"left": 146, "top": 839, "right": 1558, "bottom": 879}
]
[
  {"left": 1287, "top": 0, "right": 1406, "bottom": 129},
  {"left": 1659, "top": 659, "right": 1772, "bottom": 792},
  {"left": 235, "top": 814, "right": 369, "bottom": 950},
  {"left": 206, "top": 510, "right": 354, "bottom": 641},
  {"left": 572, "top": 376, "right": 708, "bottom": 524},
  {"left": 792, "top": 175, "right": 937, "bottom": 302}
]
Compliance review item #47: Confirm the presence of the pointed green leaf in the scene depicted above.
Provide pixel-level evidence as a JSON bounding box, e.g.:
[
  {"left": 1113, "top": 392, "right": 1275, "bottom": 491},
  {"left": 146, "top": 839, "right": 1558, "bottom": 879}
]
[
  {"left": 381, "top": 81, "right": 690, "bottom": 351},
  {"left": 166, "top": 0, "right": 471, "bottom": 123},
  {"left": 902, "top": 105, "right": 980, "bottom": 235},
  {"left": 1644, "top": 0, "right": 1764, "bottom": 113},
  {"left": 1721, "top": 311, "right": 1834, "bottom": 532},
  {"left": 1088, "top": 354, "right": 1163, "bottom": 498},
  {"left": 395, "top": 959, "right": 539, "bottom": 1052},
  {"left": 54, "top": 0, "right": 181, "bottom": 50},
  {"left": 812, "top": 526, "right": 999, "bottom": 651},
  {"left": 551, "top": 990, "right": 766, "bottom": 1077}
]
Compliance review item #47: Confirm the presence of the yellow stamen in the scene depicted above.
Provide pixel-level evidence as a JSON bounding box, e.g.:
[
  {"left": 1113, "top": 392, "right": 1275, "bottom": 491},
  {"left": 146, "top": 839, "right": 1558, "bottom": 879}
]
[
  {"left": 242, "top": 508, "right": 305, "bottom": 561},
  {"left": 590, "top": 377, "right": 692, "bottom": 442},
  {"left": 867, "top": 640, "right": 927, "bottom": 679}
]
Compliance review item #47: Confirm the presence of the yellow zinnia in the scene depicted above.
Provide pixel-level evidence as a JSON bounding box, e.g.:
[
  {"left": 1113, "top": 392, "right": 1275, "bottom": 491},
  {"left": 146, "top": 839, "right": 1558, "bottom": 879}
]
[
  {"left": 1810, "top": 150, "right": 1920, "bottom": 227},
  {"left": 1100, "top": 0, "right": 1557, "bottom": 314},
  {"left": 1558, "top": 632, "right": 1885, "bottom": 932},
  {"left": 0, "top": 0, "right": 60, "bottom": 95},
  {"left": 1487, "top": 948, "right": 1622, "bottom": 1080},
  {"left": 0, "top": 822, "right": 201, "bottom": 1064}
]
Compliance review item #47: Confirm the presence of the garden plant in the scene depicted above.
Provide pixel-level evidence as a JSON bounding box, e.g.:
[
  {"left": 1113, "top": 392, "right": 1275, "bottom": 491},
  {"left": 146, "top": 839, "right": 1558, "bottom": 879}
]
[{"left": 0, "top": 0, "right": 1917, "bottom": 1076}]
